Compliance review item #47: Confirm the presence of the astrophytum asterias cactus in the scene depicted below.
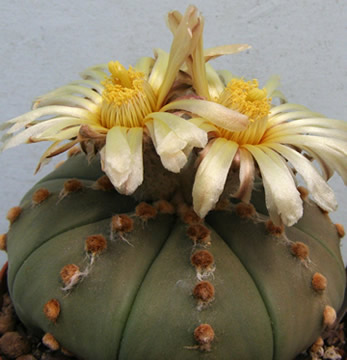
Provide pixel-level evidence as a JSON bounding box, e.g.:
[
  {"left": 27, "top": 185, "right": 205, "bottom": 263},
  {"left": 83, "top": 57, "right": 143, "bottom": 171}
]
[
  {"left": 3, "top": 153, "right": 346, "bottom": 360},
  {"left": 1, "top": 5, "right": 346, "bottom": 360}
]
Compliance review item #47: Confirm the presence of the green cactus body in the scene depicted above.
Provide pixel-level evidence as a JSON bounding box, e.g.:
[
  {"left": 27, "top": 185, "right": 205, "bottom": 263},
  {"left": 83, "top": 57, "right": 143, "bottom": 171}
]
[{"left": 6, "top": 154, "right": 345, "bottom": 360}]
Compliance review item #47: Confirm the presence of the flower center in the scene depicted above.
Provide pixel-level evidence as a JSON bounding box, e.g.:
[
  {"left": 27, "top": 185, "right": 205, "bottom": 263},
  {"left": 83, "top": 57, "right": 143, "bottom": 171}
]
[
  {"left": 218, "top": 78, "right": 271, "bottom": 122},
  {"left": 99, "top": 61, "right": 157, "bottom": 129},
  {"left": 217, "top": 78, "right": 271, "bottom": 145}
]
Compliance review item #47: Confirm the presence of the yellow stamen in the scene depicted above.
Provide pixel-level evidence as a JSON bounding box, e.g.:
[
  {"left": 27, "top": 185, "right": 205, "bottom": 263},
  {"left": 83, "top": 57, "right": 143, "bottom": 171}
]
[
  {"left": 215, "top": 78, "right": 271, "bottom": 145},
  {"left": 100, "top": 61, "right": 156, "bottom": 129},
  {"left": 219, "top": 78, "right": 271, "bottom": 122}
]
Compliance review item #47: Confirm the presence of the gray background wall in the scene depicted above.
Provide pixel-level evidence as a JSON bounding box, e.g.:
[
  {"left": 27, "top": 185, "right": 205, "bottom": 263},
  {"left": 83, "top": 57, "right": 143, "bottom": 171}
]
[{"left": 0, "top": 0, "right": 346, "bottom": 266}]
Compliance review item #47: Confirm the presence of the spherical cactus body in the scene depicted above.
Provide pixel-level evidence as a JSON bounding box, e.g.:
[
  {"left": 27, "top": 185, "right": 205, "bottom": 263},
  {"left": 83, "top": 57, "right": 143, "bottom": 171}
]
[{"left": 6, "top": 154, "right": 346, "bottom": 360}]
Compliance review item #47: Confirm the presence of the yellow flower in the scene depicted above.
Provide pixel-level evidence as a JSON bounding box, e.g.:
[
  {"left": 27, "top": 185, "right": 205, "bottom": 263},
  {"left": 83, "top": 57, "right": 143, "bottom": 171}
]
[
  {"left": 0, "top": 6, "right": 208, "bottom": 195},
  {"left": 163, "top": 12, "right": 347, "bottom": 225}
]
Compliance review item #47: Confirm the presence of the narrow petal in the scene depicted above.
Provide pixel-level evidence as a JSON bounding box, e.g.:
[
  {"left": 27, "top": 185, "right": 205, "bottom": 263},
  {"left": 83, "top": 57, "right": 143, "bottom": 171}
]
[
  {"left": 299, "top": 142, "right": 347, "bottom": 184},
  {"left": 302, "top": 147, "right": 334, "bottom": 181},
  {"left": 80, "top": 65, "right": 108, "bottom": 82},
  {"left": 205, "top": 63, "right": 225, "bottom": 100},
  {"left": 166, "top": 9, "right": 182, "bottom": 34},
  {"left": 263, "top": 75, "right": 281, "bottom": 97},
  {"left": 204, "top": 44, "right": 251, "bottom": 62},
  {"left": 267, "top": 111, "right": 323, "bottom": 127},
  {"left": 35, "top": 141, "right": 62, "bottom": 172},
  {"left": 186, "top": 16, "right": 210, "bottom": 99},
  {"left": 4, "top": 106, "right": 93, "bottom": 134},
  {"left": 162, "top": 99, "right": 249, "bottom": 132},
  {"left": 157, "top": 5, "right": 202, "bottom": 108},
  {"left": 147, "top": 49, "right": 169, "bottom": 95},
  {"left": 32, "top": 95, "right": 99, "bottom": 112},
  {"left": 217, "top": 70, "right": 234, "bottom": 86},
  {"left": 244, "top": 145, "right": 303, "bottom": 226},
  {"left": 193, "top": 138, "right": 239, "bottom": 218},
  {"left": 33, "top": 85, "right": 103, "bottom": 108},
  {"left": 232, "top": 147, "right": 255, "bottom": 203},
  {"left": 265, "top": 125, "right": 347, "bottom": 143},
  {"left": 1, "top": 117, "right": 89, "bottom": 150},
  {"left": 269, "top": 103, "right": 310, "bottom": 117},
  {"left": 268, "top": 143, "right": 337, "bottom": 212},
  {"left": 35, "top": 122, "right": 105, "bottom": 141},
  {"left": 36, "top": 127, "right": 81, "bottom": 142},
  {"left": 270, "top": 90, "right": 287, "bottom": 103},
  {"left": 134, "top": 57, "right": 155, "bottom": 81},
  {"left": 68, "top": 79, "right": 105, "bottom": 94},
  {"left": 188, "top": 117, "right": 218, "bottom": 133}
]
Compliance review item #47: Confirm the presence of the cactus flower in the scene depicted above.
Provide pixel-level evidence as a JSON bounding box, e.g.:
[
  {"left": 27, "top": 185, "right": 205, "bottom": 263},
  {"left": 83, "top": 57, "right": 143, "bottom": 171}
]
[
  {"left": 163, "top": 9, "right": 347, "bottom": 225},
  {"left": 0, "top": 6, "right": 212, "bottom": 195}
]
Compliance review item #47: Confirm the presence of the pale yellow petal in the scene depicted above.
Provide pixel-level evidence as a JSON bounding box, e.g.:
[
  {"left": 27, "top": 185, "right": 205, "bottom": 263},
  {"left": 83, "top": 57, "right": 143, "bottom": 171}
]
[
  {"left": 186, "top": 16, "right": 210, "bottom": 99},
  {"left": 232, "top": 148, "right": 255, "bottom": 203},
  {"left": 263, "top": 75, "right": 281, "bottom": 97},
  {"left": 33, "top": 84, "right": 103, "bottom": 109},
  {"left": 157, "top": 5, "right": 202, "bottom": 108},
  {"left": 188, "top": 117, "right": 218, "bottom": 133},
  {"left": 206, "top": 63, "right": 225, "bottom": 99},
  {"left": 134, "top": 56, "right": 155, "bottom": 79},
  {"left": 204, "top": 44, "right": 251, "bottom": 62},
  {"left": 162, "top": 99, "right": 249, "bottom": 132},
  {"left": 148, "top": 112, "right": 207, "bottom": 149},
  {"left": 217, "top": 70, "right": 234, "bottom": 86},
  {"left": 193, "top": 138, "right": 239, "bottom": 218},
  {"left": 122, "top": 127, "right": 144, "bottom": 194},
  {"left": 33, "top": 95, "right": 99, "bottom": 112},
  {"left": 244, "top": 144, "right": 303, "bottom": 226},
  {"left": 4, "top": 106, "right": 93, "bottom": 134},
  {"left": 2, "top": 117, "right": 88, "bottom": 150},
  {"left": 268, "top": 143, "right": 337, "bottom": 212},
  {"left": 100, "top": 127, "right": 132, "bottom": 190},
  {"left": 36, "top": 127, "right": 81, "bottom": 142},
  {"left": 147, "top": 49, "right": 169, "bottom": 95},
  {"left": 145, "top": 116, "right": 187, "bottom": 172}
]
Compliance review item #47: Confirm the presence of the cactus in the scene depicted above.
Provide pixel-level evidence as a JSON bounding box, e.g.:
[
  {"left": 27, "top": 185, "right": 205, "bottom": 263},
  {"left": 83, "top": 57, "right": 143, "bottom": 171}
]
[
  {"left": 1, "top": 5, "right": 346, "bottom": 360},
  {"left": 4, "top": 152, "right": 345, "bottom": 360}
]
